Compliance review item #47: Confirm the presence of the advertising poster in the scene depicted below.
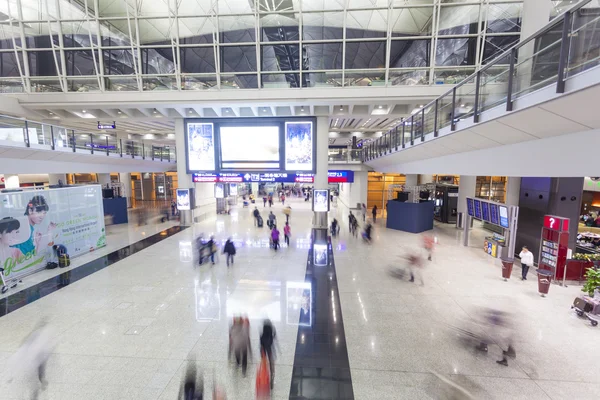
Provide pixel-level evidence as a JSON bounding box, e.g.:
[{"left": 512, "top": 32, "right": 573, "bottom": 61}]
[
  {"left": 214, "top": 184, "right": 224, "bottom": 199},
  {"left": 187, "top": 123, "right": 215, "bottom": 171},
  {"left": 287, "top": 281, "right": 312, "bottom": 326},
  {"left": 176, "top": 189, "right": 191, "bottom": 210},
  {"left": 312, "top": 189, "right": 329, "bottom": 212},
  {"left": 0, "top": 186, "right": 106, "bottom": 281},
  {"left": 313, "top": 244, "right": 328, "bottom": 266},
  {"left": 499, "top": 206, "right": 510, "bottom": 228},
  {"left": 229, "top": 184, "right": 238, "bottom": 196},
  {"left": 285, "top": 121, "right": 313, "bottom": 171}
]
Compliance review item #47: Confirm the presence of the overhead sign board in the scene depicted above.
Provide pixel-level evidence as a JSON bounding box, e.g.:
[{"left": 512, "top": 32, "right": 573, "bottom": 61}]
[
  {"left": 97, "top": 121, "right": 116, "bottom": 130},
  {"left": 192, "top": 170, "right": 354, "bottom": 184}
]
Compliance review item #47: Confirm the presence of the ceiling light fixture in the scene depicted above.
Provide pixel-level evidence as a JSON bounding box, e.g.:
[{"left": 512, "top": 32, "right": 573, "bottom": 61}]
[
  {"left": 189, "top": 110, "right": 193, "bottom": 114},
  {"left": 378, "top": 105, "right": 382, "bottom": 109},
  {"left": 117, "top": 111, "right": 122, "bottom": 114},
  {"left": 49, "top": 112, "right": 53, "bottom": 115},
  {"left": 460, "top": 103, "right": 465, "bottom": 107},
  {"left": 82, "top": 110, "right": 86, "bottom": 113},
  {"left": 153, "top": 109, "right": 158, "bottom": 114},
  {"left": 300, "top": 107, "right": 304, "bottom": 112},
  {"left": 340, "top": 107, "right": 343, "bottom": 111}
]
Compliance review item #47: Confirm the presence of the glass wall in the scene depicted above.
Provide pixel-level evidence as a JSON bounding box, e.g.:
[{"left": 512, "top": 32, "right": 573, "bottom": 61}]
[{"left": 0, "top": 0, "right": 524, "bottom": 92}]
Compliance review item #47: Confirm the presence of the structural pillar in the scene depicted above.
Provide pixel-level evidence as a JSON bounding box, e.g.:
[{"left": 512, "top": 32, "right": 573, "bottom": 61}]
[
  {"left": 419, "top": 174, "right": 434, "bottom": 185},
  {"left": 251, "top": 183, "right": 259, "bottom": 196},
  {"left": 97, "top": 173, "right": 111, "bottom": 187},
  {"left": 404, "top": 174, "right": 418, "bottom": 187},
  {"left": 175, "top": 118, "right": 194, "bottom": 226},
  {"left": 313, "top": 116, "right": 329, "bottom": 229},
  {"left": 119, "top": 173, "right": 132, "bottom": 207},
  {"left": 457, "top": 175, "right": 476, "bottom": 216},
  {"left": 48, "top": 174, "right": 66, "bottom": 186},
  {"left": 505, "top": 177, "right": 521, "bottom": 206}
]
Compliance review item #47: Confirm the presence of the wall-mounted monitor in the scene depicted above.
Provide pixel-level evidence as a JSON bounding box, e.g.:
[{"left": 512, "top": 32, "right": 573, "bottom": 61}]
[
  {"left": 499, "top": 205, "right": 510, "bottom": 228},
  {"left": 489, "top": 203, "right": 499, "bottom": 225},
  {"left": 473, "top": 199, "right": 482, "bottom": 219},
  {"left": 466, "top": 198, "right": 474, "bottom": 217},
  {"left": 481, "top": 202, "right": 490, "bottom": 222},
  {"left": 185, "top": 117, "right": 316, "bottom": 174}
]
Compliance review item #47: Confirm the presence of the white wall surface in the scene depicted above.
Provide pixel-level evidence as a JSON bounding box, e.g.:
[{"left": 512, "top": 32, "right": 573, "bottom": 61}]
[
  {"left": 375, "top": 128, "right": 600, "bottom": 178},
  {"left": 338, "top": 171, "right": 367, "bottom": 210}
]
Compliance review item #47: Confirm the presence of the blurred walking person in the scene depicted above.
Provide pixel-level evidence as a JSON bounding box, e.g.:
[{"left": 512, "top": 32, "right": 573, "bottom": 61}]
[
  {"left": 267, "top": 211, "right": 276, "bottom": 230},
  {"left": 406, "top": 252, "right": 425, "bottom": 285},
  {"left": 362, "top": 203, "right": 367, "bottom": 222},
  {"left": 283, "top": 205, "right": 292, "bottom": 223},
  {"left": 178, "top": 362, "right": 203, "bottom": 400},
  {"left": 207, "top": 236, "right": 216, "bottom": 265},
  {"left": 260, "top": 319, "right": 280, "bottom": 389},
  {"left": 223, "top": 238, "right": 236, "bottom": 267},
  {"left": 253, "top": 207, "right": 260, "bottom": 226},
  {"left": 283, "top": 222, "right": 291, "bottom": 247},
  {"left": 423, "top": 234, "right": 435, "bottom": 261},
  {"left": 263, "top": 196, "right": 267, "bottom": 207},
  {"left": 5, "top": 322, "right": 55, "bottom": 400},
  {"left": 372, "top": 205, "right": 378, "bottom": 223},
  {"left": 229, "top": 316, "right": 252, "bottom": 376}
]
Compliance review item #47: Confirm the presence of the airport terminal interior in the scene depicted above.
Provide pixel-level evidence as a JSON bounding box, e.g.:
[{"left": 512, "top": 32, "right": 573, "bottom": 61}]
[{"left": 0, "top": 0, "right": 600, "bottom": 399}]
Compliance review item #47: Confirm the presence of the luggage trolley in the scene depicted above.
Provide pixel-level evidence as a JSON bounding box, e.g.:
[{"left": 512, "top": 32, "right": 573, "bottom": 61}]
[{"left": 571, "top": 295, "right": 600, "bottom": 326}]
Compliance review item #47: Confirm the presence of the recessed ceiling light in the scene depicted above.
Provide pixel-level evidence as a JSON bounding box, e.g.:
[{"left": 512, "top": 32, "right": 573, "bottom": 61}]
[
  {"left": 460, "top": 103, "right": 465, "bottom": 107},
  {"left": 225, "top": 109, "right": 229, "bottom": 113},
  {"left": 117, "top": 111, "right": 122, "bottom": 114},
  {"left": 378, "top": 105, "right": 382, "bottom": 109},
  {"left": 300, "top": 107, "right": 304, "bottom": 112},
  {"left": 82, "top": 110, "right": 86, "bottom": 113},
  {"left": 48, "top": 112, "right": 53, "bottom": 115},
  {"left": 153, "top": 109, "right": 157, "bottom": 114},
  {"left": 419, "top": 104, "right": 423, "bottom": 108},
  {"left": 189, "top": 110, "right": 193, "bottom": 114},
  {"left": 340, "top": 107, "right": 343, "bottom": 111}
]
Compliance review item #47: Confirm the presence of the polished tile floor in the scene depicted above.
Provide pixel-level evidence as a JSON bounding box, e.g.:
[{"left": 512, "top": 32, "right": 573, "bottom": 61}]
[{"left": 0, "top": 197, "right": 599, "bottom": 399}]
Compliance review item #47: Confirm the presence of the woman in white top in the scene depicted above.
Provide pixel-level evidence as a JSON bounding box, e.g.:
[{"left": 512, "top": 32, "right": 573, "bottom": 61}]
[{"left": 518, "top": 246, "right": 534, "bottom": 280}]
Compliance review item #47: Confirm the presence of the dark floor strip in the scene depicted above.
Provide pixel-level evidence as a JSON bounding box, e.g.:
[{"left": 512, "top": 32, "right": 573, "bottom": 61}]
[
  {"left": 0, "top": 225, "right": 187, "bottom": 318},
  {"left": 289, "top": 231, "right": 354, "bottom": 400}
]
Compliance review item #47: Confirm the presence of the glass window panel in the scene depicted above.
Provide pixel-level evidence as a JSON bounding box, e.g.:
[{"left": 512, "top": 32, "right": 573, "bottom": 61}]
[
  {"left": 137, "top": 19, "right": 176, "bottom": 45},
  {"left": 65, "top": 49, "right": 99, "bottom": 76},
  {"left": 180, "top": 47, "right": 216, "bottom": 73},
  {"left": 344, "top": 70, "right": 386, "bottom": 86},
  {"left": 219, "top": 15, "right": 256, "bottom": 43},
  {"left": 482, "top": 35, "right": 519, "bottom": 64},
  {"left": 303, "top": 71, "right": 343, "bottom": 87},
  {"left": 142, "top": 76, "right": 177, "bottom": 91},
  {"left": 182, "top": 74, "right": 218, "bottom": 90},
  {"left": 345, "top": 41, "right": 386, "bottom": 69},
  {"left": 137, "top": 0, "right": 170, "bottom": 17},
  {"left": 61, "top": 21, "right": 99, "bottom": 48},
  {"left": 348, "top": 0, "right": 388, "bottom": 8},
  {"left": 0, "top": 51, "right": 24, "bottom": 77},
  {"left": 101, "top": 20, "right": 134, "bottom": 46},
  {"left": 95, "top": 0, "right": 136, "bottom": 18},
  {"left": 433, "top": 67, "right": 476, "bottom": 84},
  {"left": 391, "top": 7, "right": 434, "bottom": 37},
  {"left": 389, "top": 39, "right": 431, "bottom": 68},
  {"left": 220, "top": 74, "right": 258, "bottom": 89},
  {"left": 303, "top": 42, "right": 343, "bottom": 70},
  {"left": 220, "top": 46, "right": 257, "bottom": 72},
  {"left": 179, "top": 17, "right": 215, "bottom": 44},
  {"left": 392, "top": 0, "right": 434, "bottom": 5},
  {"left": 103, "top": 49, "right": 137, "bottom": 75},
  {"left": 435, "top": 37, "right": 477, "bottom": 66},
  {"left": 302, "top": 0, "right": 345, "bottom": 11},
  {"left": 23, "top": 23, "right": 54, "bottom": 49},
  {"left": 28, "top": 50, "right": 61, "bottom": 76},
  {"left": 0, "top": 78, "right": 24, "bottom": 93},
  {"left": 346, "top": 10, "right": 387, "bottom": 39},
  {"left": 389, "top": 69, "right": 430, "bottom": 85},
  {"left": 105, "top": 76, "right": 139, "bottom": 91},
  {"left": 30, "top": 78, "right": 63, "bottom": 92},
  {"left": 486, "top": 3, "right": 522, "bottom": 34},
  {"left": 140, "top": 48, "right": 175, "bottom": 75},
  {"left": 261, "top": 44, "right": 300, "bottom": 71},
  {"left": 262, "top": 73, "right": 301, "bottom": 89},
  {"left": 438, "top": 5, "right": 481, "bottom": 35},
  {"left": 260, "top": 15, "right": 299, "bottom": 42},
  {"left": 302, "top": 12, "right": 344, "bottom": 40},
  {"left": 177, "top": 0, "right": 215, "bottom": 16},
  {"left": 67, "top": 78, "right": 100, "bottom": 92}
]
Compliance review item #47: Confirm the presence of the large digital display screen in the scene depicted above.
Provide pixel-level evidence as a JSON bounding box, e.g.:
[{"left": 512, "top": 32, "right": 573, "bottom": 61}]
[
  {"left": 192, "top": 171, "right": 354, "bottom": 184},
  {"left": 489, "top": 203, "right": 499, "bottom": 225},
  {"left": 481, "top": 202, "right": 490, "bottom": 222},
  {"left": 499, "top": 206, "right": 510, "bottom": 228},
  {"left": 220, "top": 125, "right": 279, "bottom": 169},
  {"left": 285, "top": 121, "right": 313, "bottom": 171},
  {"left": 185, "top": 118, "right": 316, "bottom": 174},
  {"left": 473, "top": 199, "right": 482, "bottom": 219},
  {"left": 313, "top": 189, "right": 329, "bottom": 212},
  {"left": 187, "top": 123, "right": 215, "bottom": 171}
]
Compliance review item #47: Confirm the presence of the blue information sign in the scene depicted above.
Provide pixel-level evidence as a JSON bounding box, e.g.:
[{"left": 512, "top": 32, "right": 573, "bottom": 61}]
[
  {"left": 481, "top": 202, "right": 490, "bottom": 222},
  {"left": 466, "top": 198, "right": 475, "bottom": 217},
  {"left": 499, "top": 206, "right": 510, "bottom": 228},
  {"left": 473, "top": 200, "right": 482, "bottom": 219},
  {"left": 489, "top": 204, "right": 499, "bottom": 225}
]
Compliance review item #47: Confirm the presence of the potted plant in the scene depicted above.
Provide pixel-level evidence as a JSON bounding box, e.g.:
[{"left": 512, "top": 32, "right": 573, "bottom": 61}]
[{"left": 582, "top": 267, "right": 600, "bottom": 297}]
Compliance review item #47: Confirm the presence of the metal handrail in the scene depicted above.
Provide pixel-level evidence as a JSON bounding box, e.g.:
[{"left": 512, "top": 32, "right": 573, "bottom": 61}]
[
  {"left": 0, "top": 114, "right": 176, "bottom": 162},
  {"left": 368, "top": 0, "right": 595, "bottom": 162}
]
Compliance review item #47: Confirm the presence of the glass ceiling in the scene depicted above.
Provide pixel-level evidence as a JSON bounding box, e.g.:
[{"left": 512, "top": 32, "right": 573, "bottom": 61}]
[{"left": 0, "top": 0, "right": 525, "bottom": 93}]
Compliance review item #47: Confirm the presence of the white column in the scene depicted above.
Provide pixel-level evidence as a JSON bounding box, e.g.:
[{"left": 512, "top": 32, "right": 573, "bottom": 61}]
[
  {"left": 518, "top": 0, "right": 553, "bottom": 91},
  {"left": 251, "top": 183, "right": 259, "bottom": 196},
  {"left": 48, "top": 174, "right": 66, "bottom": 186},
  {"left": 506, "top": 177, "right": 521, "bottom": 206},
  {"left": 97, "top": 173, "right": 111, "bottom": 187},
  {"left": 313, "top": 116, "right": 329, "bottom": 229},
  {"left": 457, "top": 175, "right": 476, "bottom": 216},
  {"left": 193, "top": 182, "right": 216, "bottom": 222},
  {"left": 175, "top": 118, "right": 194, "bottom": 225},
  {"left": 119, "top": 173, "right": 132, "bottom": 207},
  {"left": 419, "top": 174, "right": 434, "bottom": 184},
  {"left": 404, "top": 174, "right": 418, "bottom": 187},
  {"left": 4, "top": 174, "right": 20, "bottom": 189},
  {"left": 338, "top": 171, "right": 367, "bottom": 210}
]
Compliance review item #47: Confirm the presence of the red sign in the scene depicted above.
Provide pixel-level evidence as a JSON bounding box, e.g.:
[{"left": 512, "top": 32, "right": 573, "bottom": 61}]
[{"left": 543, "top": 215, "right": 569, "bottom": 232}]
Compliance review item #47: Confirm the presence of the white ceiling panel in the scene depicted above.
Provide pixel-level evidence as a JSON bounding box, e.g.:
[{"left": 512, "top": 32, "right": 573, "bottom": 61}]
[
  {"left": 470, "top": 120, "right": 536, "bottom": 145},
  {"left": 499, "top": 106, "right": 590, "bottom": 139}
]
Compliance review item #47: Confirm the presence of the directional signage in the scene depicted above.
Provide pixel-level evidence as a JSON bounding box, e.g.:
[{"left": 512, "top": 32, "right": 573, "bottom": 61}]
[{"left": 98, "top": 121, "right": 116, "bottom": 129}]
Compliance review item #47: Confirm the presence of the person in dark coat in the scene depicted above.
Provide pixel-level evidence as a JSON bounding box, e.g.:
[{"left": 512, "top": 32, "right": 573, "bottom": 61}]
[
  {"left": 372, "top": 205, "right": 378, "bottom": 223},
  {"left": 223, "top": 238, "right": 236, "bottom": 267}
]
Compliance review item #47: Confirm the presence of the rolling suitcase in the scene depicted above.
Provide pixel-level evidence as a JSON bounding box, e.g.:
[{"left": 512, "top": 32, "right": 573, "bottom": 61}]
[
  {"left": 257, "top": 215, "right": 264, "bottom": 228},
  {"left": 58, "top": 254, "right": 71, "bottom": 268}
]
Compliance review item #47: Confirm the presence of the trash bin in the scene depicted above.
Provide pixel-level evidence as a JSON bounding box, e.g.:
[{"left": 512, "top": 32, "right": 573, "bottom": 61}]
[
  {"left": 456, "top": 212, "right": 464, "bottom": 229},
  {"left": 536, "top": 269, "right": 553, "bottom": 297},
  {"left": 501, "top": 258, "right": 514, "bottom": 281}
]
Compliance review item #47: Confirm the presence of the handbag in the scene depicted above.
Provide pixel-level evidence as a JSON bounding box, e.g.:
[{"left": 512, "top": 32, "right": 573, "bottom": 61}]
[{"left": 255, "top": 353, "right": 270, "bottom": 398}]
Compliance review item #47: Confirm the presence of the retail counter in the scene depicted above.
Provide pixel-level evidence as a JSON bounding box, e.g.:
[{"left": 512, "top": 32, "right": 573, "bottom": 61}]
[{"left": 386, "top": 200, "right": 434, "bottom": 233}]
